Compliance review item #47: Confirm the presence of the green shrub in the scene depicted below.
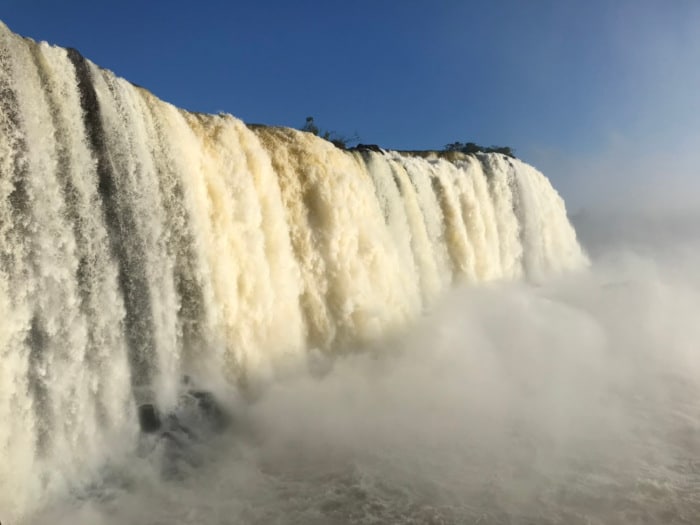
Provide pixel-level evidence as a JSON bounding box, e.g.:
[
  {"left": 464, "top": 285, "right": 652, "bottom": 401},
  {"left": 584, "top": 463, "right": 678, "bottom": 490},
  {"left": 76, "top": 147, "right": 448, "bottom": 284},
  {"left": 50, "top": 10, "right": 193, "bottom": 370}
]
[{"left": 299, "top": 116, "right": 359, "bottom": 150}]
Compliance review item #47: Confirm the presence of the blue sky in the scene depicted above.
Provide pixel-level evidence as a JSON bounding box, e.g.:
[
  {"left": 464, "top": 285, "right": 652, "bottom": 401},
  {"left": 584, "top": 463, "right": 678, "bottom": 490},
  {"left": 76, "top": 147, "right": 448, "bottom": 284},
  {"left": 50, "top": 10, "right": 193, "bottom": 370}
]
[{"left": 3, "top": 0, "right": 700, "bottom": 211}]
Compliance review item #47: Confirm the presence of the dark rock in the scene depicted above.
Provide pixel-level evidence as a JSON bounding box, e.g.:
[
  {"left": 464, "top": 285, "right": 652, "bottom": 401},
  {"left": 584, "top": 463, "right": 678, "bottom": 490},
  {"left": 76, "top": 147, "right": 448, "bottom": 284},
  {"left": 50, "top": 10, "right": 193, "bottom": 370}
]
[
  {"left": 139, "top": 385, "right": 229, "bottom": 438},
  {"left": 351, "top": 144, "right": 383, "bottom": 153},
  {"left": 138, "top": 403, "right": 162, "bottom": 433},
  {"left": 189, "top": 390, "right": 229, "bottom": 432},
  {"left": 136, "top": 383, "right": 231, "bottom": 479}
]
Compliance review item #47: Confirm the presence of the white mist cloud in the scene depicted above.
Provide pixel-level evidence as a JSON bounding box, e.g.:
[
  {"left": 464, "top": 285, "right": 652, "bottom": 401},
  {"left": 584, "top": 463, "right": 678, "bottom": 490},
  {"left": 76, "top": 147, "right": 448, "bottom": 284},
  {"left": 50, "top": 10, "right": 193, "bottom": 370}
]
[
  {"left": 242, "top": 227, "right": 700, "bottom": 522},
  {"left": 27, "top": 219, "right": 700, "bottom": 524}
]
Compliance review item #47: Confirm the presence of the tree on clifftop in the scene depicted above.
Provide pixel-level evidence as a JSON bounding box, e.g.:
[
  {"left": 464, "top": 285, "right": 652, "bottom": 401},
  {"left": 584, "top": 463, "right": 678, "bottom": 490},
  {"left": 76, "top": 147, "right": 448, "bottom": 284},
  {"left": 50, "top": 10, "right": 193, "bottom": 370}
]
[
  {"left": 302, "top": 116, "right": 319, "bottom": 135},
  {"left": 300, "top": 116, "right": 359, "bottom": 149}
]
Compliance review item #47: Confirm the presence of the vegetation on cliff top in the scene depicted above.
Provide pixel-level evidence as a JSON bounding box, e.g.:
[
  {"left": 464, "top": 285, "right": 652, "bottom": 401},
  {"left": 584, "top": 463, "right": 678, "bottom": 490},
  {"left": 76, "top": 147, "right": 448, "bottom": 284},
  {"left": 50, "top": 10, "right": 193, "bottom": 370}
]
[
  {"left": 301, "top": 116, "right": 359, "bottom": 149},
  {"left": 298, "top": 117, "right": 515, "bottom": 158},
  {"left": 443, "top": 141, "right": 515, "bottom": 157}
]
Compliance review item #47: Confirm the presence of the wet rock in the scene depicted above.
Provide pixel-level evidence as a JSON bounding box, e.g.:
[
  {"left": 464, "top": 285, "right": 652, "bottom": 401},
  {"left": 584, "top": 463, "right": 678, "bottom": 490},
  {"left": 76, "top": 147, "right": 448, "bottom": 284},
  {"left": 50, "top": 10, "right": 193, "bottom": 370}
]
[
  {"left": 138, "top": 403, "right": 161, "bottom": 433},
  {"left": 137, "top": 384, "right": 231, "bottom": 479},
  {"left": 351, "top": 144, "right": 383, "bottom": 153}
]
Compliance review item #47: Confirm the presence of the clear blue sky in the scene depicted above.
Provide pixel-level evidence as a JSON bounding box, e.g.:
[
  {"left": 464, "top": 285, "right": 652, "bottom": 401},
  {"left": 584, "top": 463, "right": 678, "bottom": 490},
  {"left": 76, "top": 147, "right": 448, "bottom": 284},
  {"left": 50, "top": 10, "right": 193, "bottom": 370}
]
[{"left": 3, "top": 0, "right": 700, "bottom": 211}]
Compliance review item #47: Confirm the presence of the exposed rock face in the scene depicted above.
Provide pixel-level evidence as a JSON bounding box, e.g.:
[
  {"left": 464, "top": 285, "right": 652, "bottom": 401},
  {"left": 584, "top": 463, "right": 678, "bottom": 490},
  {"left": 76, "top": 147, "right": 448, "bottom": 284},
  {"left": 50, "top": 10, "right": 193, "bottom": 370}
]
[
  {"left": 137, "top": 384, "right": 231, "bottom": 478},
  {"left": 138, "top": 386, "right": 229, "bottom": 437},
  {"left": 138, "top": 404, "right": 162, "bottom": 433},
  {"left": 351, "top": 143, "right": 384, "bottom": 153}
]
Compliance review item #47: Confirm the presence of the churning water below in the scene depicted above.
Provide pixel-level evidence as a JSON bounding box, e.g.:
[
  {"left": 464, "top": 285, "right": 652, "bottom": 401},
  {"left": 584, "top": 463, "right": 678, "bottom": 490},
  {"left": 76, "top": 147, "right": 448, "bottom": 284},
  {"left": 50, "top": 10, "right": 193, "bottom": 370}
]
[{"left": 22, "top": 217, "right": 700, "bottom": 525}]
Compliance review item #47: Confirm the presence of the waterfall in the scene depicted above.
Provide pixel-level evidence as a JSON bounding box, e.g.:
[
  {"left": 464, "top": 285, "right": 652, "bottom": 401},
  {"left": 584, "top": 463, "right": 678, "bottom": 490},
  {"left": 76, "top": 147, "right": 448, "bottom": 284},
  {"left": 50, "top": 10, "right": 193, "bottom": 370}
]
[{"left": 0, "top": 21, "right": 585, "bottom": 519}]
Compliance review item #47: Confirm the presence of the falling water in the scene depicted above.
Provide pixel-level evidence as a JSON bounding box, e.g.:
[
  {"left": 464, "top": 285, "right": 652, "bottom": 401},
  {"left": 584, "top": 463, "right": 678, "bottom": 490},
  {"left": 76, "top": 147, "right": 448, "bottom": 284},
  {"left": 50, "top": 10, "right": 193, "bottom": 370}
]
[{"left": 0, "top": 21, "right": 587, "bottom": 521}]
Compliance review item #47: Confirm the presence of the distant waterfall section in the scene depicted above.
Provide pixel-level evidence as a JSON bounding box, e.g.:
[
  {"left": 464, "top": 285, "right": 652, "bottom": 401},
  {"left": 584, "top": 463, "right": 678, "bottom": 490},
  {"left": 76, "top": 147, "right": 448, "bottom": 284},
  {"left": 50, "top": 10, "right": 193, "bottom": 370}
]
[{"left": 0, "top": 21, "right": 585, "bottom": 517}]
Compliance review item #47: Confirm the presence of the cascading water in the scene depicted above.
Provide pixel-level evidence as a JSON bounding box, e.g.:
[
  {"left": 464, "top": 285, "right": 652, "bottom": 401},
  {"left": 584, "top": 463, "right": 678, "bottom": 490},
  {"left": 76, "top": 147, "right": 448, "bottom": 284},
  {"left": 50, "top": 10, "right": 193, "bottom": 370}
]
[{"left": 0, "top": 21, "right": 587, "bottom": 521}]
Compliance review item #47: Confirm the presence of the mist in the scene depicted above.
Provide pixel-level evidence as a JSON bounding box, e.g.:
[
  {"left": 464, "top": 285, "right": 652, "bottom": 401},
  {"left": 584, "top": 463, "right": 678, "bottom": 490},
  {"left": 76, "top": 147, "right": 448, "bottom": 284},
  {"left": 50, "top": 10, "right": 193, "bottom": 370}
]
[{"left": 23, "top": 208, "right": 700, "bottom": 525}]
